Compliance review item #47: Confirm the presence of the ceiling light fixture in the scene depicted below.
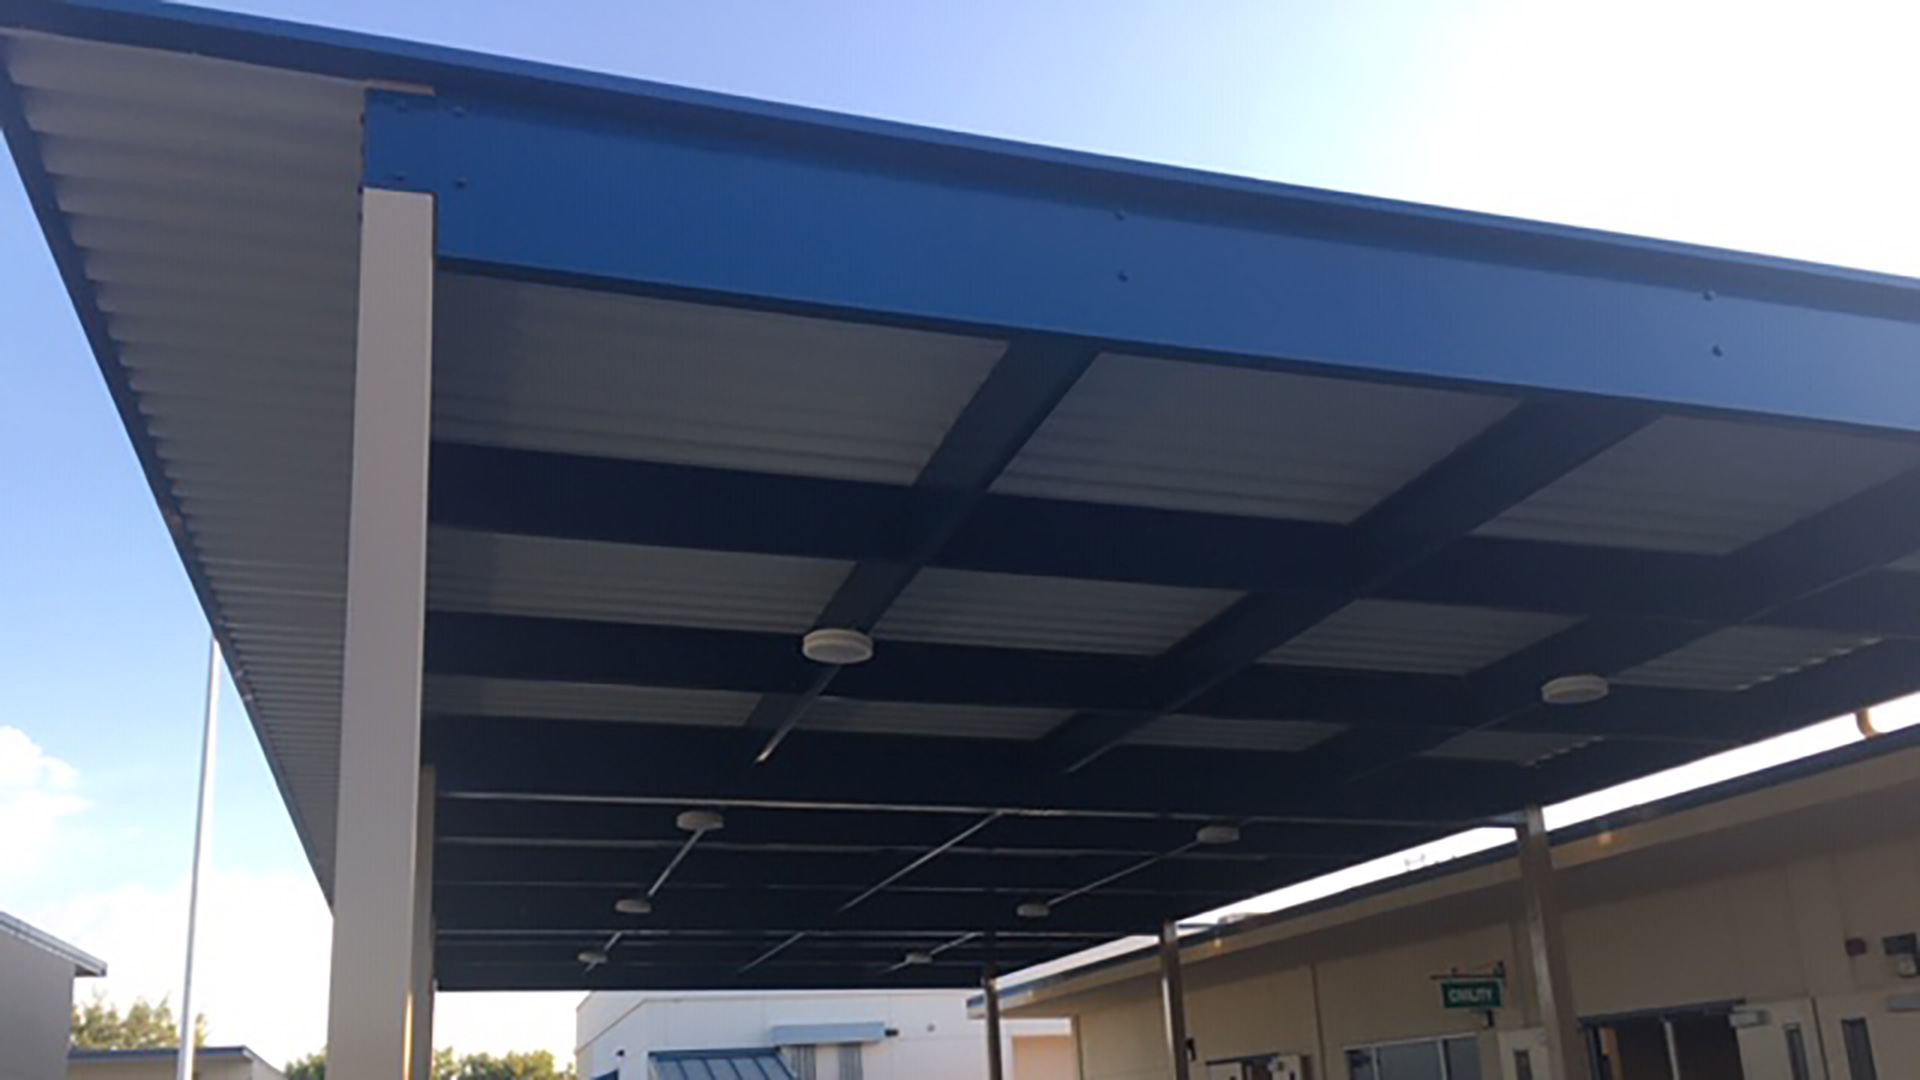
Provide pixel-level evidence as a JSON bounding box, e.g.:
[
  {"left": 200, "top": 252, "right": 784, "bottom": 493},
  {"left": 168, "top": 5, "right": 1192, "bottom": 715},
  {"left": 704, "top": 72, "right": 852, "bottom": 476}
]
[
  {"left": 614, "top": 897, "right": 653, "bottom": 916},
  {"left": 577, "top": 949, "right": 609, "bottom": 966},
  {"left": 802, "top": 628, "right": 875, "bottom": 665},
  {"left": 676, "top": 809, "right": 726, "bottom": 834},
  {"left": 1195, "top": 824, "right": 1240, "bottom": 846},
  {"left": 903, "top": 951, "right": 934, "bottom": 966},
  {"left": 1016, "top": 901, "right": 1052, "bottom": 920},
  {"left": 1541, "top": 673, "right": 1609, "bottom": 706}
]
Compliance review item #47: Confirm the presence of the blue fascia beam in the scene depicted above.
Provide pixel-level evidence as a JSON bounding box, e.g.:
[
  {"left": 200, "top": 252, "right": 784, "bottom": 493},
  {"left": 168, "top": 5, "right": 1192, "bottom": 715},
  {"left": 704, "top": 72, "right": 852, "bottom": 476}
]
[{"left": 364, "top": 91, "right": 1920, "bottom": 431}]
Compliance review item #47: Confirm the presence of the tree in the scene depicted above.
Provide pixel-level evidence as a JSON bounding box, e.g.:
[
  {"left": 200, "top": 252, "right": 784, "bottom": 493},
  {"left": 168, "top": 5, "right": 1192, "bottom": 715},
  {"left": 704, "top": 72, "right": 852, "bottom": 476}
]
[
  {"left": 281, "top": 1047, "right": 566, "bottom": 1080},
  {"left": 449, "top": 1051, "right": 575, "bottom": 1080},
  {"left": 71, "top": 992, "right": 207, "bottom": 1050}
]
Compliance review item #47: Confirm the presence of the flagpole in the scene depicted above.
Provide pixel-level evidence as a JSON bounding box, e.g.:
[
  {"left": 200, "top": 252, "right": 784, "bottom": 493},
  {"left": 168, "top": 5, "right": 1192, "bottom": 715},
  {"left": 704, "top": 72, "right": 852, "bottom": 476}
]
[{"left": 177, "top": 636, "right": 221, "bottom": 1080}]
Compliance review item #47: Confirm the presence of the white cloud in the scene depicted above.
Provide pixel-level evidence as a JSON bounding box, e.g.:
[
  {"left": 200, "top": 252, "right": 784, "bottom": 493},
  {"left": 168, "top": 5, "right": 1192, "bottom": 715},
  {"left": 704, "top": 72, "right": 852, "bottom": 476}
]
[
  {"left": 33, "top": 869, "right": 332, "bottom": 1066},
  {"left": 31, "top": 869, "right": 579, "bottom": 1068},
  {"left": 0, "top": 726, "right": 89, "bottom": 882}
]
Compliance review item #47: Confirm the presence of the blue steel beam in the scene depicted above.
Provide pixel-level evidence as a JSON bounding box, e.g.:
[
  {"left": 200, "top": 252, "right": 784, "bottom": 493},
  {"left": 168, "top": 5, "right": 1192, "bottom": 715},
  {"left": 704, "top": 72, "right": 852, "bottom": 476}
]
[
  {"left": 1316, "top": 468, "right": 1920, "bottom": 786},
  {"left": 355, "top": 90, "right": 1920, "bottom": 432},
  {"left": 424, "top": 715, "right": 1541, "bottom": 825},
  {"left": 422, "top": 610, "right": 1476, "bottom": 727},
  {"left": 1040, "top": 400, "right": 1654, "bottom": 770},
  {"left": 428, "top": 442, "right": 1920, "bottom": 639},
  {"left": 743, "top": 337, "right": 1097, "bottom": 762}
]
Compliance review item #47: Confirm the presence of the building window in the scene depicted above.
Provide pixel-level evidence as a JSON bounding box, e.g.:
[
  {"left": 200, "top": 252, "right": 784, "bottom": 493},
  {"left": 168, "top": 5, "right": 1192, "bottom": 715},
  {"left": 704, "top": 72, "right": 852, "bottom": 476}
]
[
  {"left": 837, "top": 1044, "right": 863, "bottom": 1080},
  {"left": 786, "top": 1045, "right": 816, "bottom": 1080},
  {"left": 1784, "top": 1023, "right": 1811, "bottom": 1080},
  {"left": 1841, "top": 1018, "right": 1878, "bottom": 1080},
  {"left": 1344, "top": 1035, "right": 1480, "bottom": 1080}
]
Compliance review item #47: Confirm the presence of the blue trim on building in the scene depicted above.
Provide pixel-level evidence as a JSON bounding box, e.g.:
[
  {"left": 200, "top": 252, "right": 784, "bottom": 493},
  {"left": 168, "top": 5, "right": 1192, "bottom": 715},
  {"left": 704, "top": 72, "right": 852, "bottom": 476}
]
[
  {"left": 71, "top": 1047, "right": 257, "bottom": 1062},
  {"left": 366, "top": 89, "right": 1920, "bottom": 430},
  {"left": 6, "top": 1, "right": 1920, "bottom": 433}
]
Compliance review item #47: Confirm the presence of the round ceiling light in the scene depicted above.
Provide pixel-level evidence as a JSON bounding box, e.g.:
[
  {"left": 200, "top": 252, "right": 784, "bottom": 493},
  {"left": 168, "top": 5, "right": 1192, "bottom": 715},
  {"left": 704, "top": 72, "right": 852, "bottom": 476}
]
[
  {"left": 676, "top": 809, "right": 726, "bottom": 834},
  {"left": 577, "top": 948, "right": 609, "bottom": 966},
  {"left": 903, "top": 950, "right": 935, "bottom": 966},
  {"left": 1195, "top": 824, "right": 1241, "bottom": 846},
  {"left": 802, "top": 628, "right": 875, "bottom": 666},
  {"left": 1016, "top": 901, "right": 1052, "bottom": 920},
  {"left": 614, "top": 897, "right": 653, "bottom": 916},
  {"left": 1541, "top": 674, "right": 1609, "bottom": 706}
]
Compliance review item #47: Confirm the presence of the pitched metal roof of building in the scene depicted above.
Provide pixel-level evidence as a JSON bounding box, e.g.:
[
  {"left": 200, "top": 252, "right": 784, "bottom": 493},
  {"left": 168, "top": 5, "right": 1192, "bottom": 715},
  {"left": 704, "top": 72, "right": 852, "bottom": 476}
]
[
  {"left": 0, "top": 910, "right": 105, "bottom": 977},
  {"left": 650, "top": 1049, "right": 795, "bottom": 1080}
]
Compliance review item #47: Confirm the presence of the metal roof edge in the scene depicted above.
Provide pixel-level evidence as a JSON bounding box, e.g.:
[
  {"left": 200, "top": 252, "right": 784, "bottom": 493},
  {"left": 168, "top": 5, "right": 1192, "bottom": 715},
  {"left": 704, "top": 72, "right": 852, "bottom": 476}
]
[
  {"left": 985, "top": 721, "right": 1920, "bottom": 1009},
  {"left": 0, "top": 30, "right": 334, "bottom": 901},
  {"left": 0, "top": 909, "right": 106, "bottom": 976},
  {"left": 69, "top": 1047, "right": 261, "bottom": 1062},
  {"left": 3, "top": 1, "right": 1917, "bottom": 322}
]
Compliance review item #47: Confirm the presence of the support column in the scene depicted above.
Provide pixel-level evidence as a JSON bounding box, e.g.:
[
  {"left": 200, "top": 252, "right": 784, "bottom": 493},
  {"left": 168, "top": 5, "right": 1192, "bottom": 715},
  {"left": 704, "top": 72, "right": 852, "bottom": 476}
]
[
  {"left": 1159, "top": 922, "right": 1192, "bottom": 1080},
  {"left": 1516, "top": 806, "right": 1592, "bottom": 1080},
  {"left": 983, "top": 931, "right": 1005, "bottom": 1080},
  {"left": 410, "top": 767, "right": 438, "bottom": 1080},
  {"left": 326, "top": 186, "right": 436, "bottom": 1080}
]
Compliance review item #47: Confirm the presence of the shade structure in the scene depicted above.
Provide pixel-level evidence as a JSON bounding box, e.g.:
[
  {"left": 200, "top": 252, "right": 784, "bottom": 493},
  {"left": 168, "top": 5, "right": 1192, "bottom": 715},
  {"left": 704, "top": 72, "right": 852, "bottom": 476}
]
[{"left": 8, "top": 0, "right": 1920, "bottom": 994}]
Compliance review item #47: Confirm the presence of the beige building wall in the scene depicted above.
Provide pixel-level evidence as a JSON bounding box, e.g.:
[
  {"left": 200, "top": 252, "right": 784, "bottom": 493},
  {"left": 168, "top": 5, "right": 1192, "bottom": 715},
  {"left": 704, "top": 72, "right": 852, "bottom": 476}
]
[
  {"left": 1013, "top": 1033, "right": 1079, "bottom": 1080},
  {"left": 0, "top": 931, "right": 76, "bottom": 1080},
  {"left": 1010, "top": 744, "right": 1920, "bottom": 1080},
  {"left": 68, "top": 1052, "right": 281, "bottom": 1080}
]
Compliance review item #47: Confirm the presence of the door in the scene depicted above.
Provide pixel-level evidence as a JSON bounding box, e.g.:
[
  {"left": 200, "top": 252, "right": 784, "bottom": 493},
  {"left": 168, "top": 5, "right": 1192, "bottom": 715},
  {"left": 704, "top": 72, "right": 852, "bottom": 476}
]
[
  {"left": 1814, "top": 993, "right": 1920, "bottom": 1080},
  {"left": 1497, "top": 1030, "right": 1550, "bottom": 1080},
  {"left": 1735, "top": 1000, "right": 1827, "bottom": 1080}
]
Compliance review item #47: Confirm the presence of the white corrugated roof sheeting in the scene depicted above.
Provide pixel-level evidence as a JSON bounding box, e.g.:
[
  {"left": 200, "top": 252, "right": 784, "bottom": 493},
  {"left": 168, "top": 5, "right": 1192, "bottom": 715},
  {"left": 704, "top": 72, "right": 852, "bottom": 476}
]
[
  {"left": 433, "top": 274, "right": 1003, "bottom": 485},
  {"left": 1478, "top": 416, "right": 1920, "bottom": 554},
  {"left": 8, "top": 34, "right": 363, "bottom": 884},
  {"left": 994, "top": 353, "right": 1516, "bottom": 520}
]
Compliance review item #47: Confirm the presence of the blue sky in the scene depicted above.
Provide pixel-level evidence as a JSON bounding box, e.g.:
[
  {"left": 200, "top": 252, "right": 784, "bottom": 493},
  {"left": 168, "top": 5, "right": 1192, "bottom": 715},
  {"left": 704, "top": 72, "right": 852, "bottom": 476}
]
[{"left": 3, "top": 0, "right": 1918, "bottom": 1065}]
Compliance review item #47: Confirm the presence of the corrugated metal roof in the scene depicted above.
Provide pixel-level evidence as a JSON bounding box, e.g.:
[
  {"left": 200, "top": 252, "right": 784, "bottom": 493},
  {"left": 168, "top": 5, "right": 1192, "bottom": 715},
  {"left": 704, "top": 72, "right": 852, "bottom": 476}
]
[
  {"left": 876, "top": 569, "right": 1239, "bottom": 654},
  {"left": 7, "top": 35, "right": 364, "bottom": 884},
  {"left": 0, "top": 911, "right": 106, "bottom": 977},
  {"left": 1425, "top": 730, "right": 1599, "bottom": 766},
  {"left": 801, "top": 699, "right": 1066, "bottom": 741},
  {"left": 424, "top": 677, "right": 756, "bottom": 728},
  {"left": 1615, "top": 626, "right": 1881, "bottom": 692},
  {"left": 428, "top": 529, "right": 850, "bottom": 633},
  {"left": 1263, "top": 600, "right": 1576, "bottom": 675},
  {"left": 993, "top": 353, "right": 1516, "bottom": 520},
  {"left": 1478, "top": 416, "right": 1920, "bottom": 554},
  {"left": 651, "top": 1049, "right": 794, "bottom": 1080},
  {"left": 433, "top": 274, "right": 1003, "bottom": 485},
  {"left": 1123, "top": 716, "right": 1345, "bottom": 752}
]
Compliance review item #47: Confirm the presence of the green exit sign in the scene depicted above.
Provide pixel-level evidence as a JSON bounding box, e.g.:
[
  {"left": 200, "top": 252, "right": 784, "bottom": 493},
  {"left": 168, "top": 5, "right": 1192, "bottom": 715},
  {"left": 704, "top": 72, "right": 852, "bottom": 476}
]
[{"left": 1440, "top": 979, "right": 1504, "bottom": 1009}]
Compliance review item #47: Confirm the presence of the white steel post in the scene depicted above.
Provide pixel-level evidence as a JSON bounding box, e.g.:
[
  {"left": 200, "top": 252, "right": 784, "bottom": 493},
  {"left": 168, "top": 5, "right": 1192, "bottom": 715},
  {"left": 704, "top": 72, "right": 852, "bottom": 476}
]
[
  {"left": 410, "top": 767, "right": 438, "bottom": 1080},
  {"left": 1516, "top": 805, "right": 1593, "bottom": 1080},
  {"left": 325, "top": 186, "right": 435, "bottom": 1080},
  {"left": 176, "top": 636, "right": 222, "bottom": 1080},
  {"left": 1159, "top": 922, "right": 1192, "bottom": 1080}
]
